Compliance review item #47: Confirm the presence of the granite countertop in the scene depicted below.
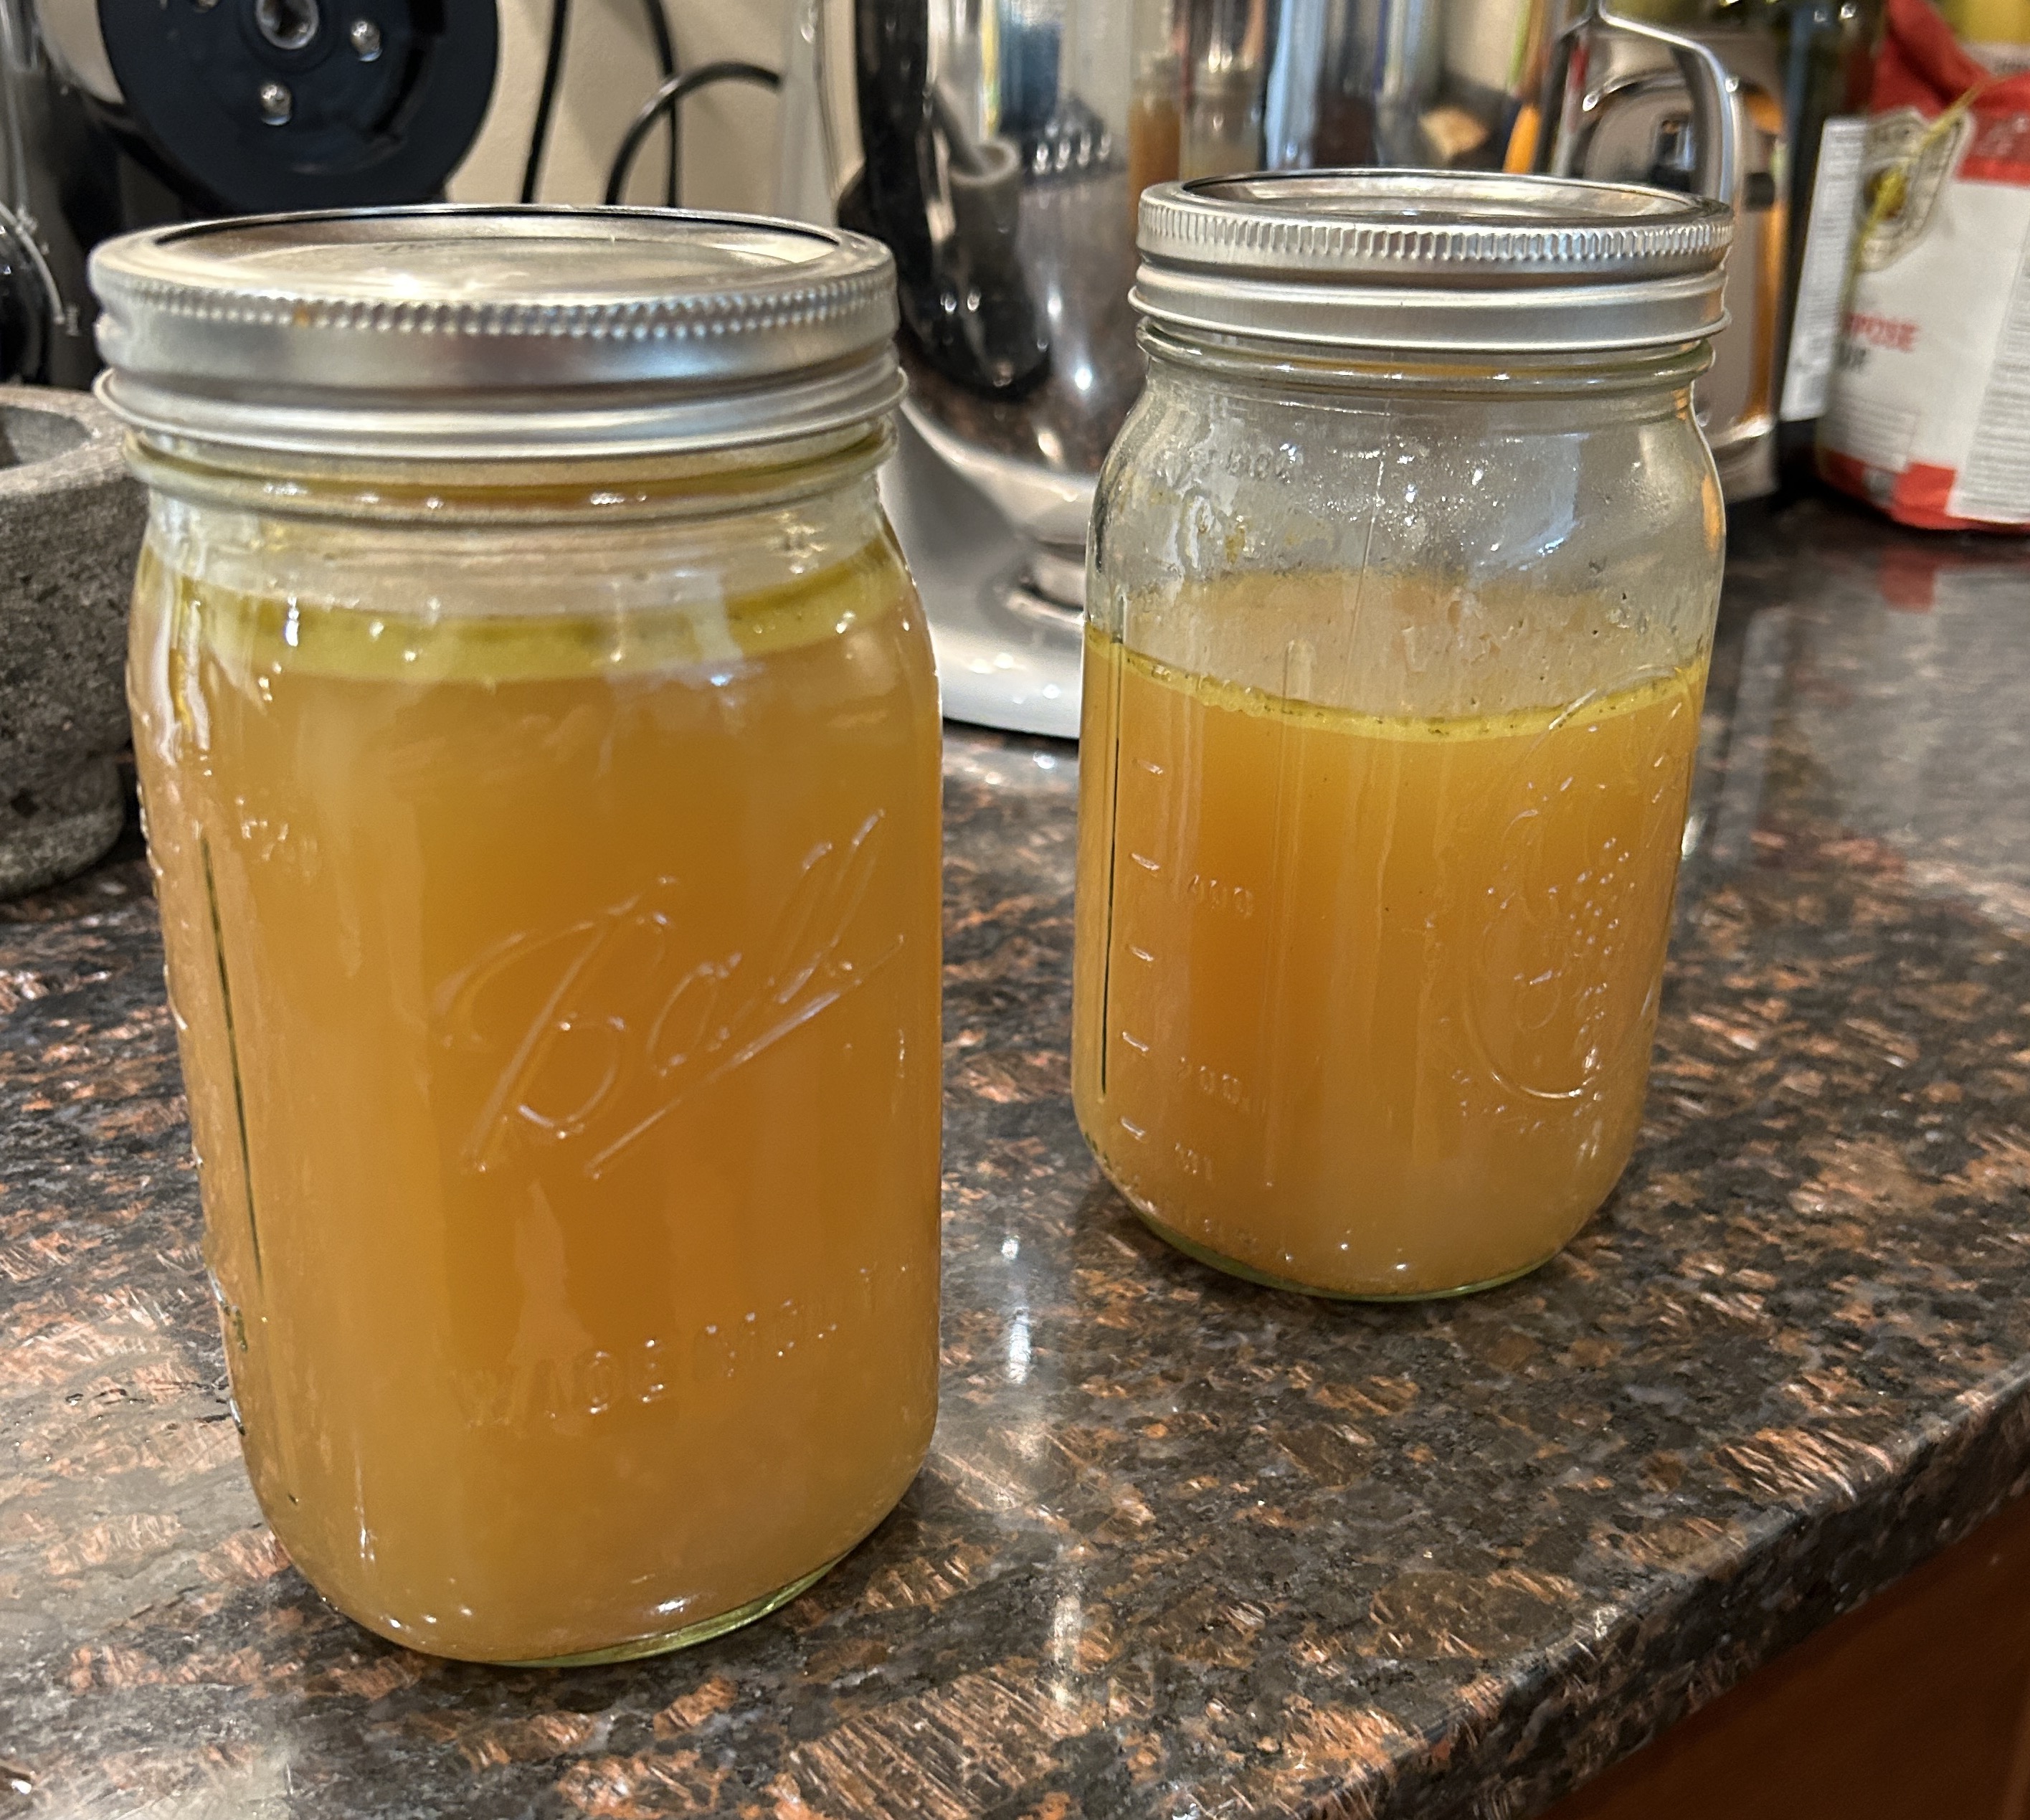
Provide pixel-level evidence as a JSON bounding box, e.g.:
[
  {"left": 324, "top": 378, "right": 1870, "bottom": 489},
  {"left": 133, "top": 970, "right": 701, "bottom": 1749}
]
[{"left": 5, "top": 495, "right": 2030, "bottom": 1819}]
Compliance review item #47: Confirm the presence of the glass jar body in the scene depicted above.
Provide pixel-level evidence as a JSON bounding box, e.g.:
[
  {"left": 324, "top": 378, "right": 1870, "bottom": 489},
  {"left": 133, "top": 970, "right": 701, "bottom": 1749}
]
[
  {"left": 1073, "top": 341, "right": 1725, "bottom": 1298},
  {"left": 128, "top": 432, "right": 943, "bottom": 1662}
]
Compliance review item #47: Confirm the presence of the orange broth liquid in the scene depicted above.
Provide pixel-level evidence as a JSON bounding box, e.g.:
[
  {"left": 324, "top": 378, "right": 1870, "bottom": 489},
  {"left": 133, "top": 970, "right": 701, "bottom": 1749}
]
[
  {"left": 1073, "top": 597, "right": 1704, "bottom": 1297},
  {"left": 130, "top": 532, "right": 942, "bottom": 1662}
]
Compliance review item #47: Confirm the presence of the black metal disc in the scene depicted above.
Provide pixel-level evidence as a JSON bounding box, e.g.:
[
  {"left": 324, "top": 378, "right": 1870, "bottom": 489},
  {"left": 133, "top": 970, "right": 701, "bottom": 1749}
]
[{"left": 98, "top": 0, "right": 499, "bottom": 213}]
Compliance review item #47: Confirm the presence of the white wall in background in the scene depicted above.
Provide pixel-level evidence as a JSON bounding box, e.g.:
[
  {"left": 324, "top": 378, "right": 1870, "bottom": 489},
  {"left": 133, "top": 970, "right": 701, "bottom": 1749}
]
[{"left": 448, "top": 0, "right": 790, "bottom": 213}]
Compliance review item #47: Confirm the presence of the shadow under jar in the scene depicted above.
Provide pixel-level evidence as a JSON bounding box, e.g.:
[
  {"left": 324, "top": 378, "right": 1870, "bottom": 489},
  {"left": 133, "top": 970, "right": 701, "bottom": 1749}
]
[
  {"left": 89, "top": 209, "right": 943, "bottom": 1664},
  {"left": 1073, "top": 172, "right": 1732, "bottom": 1301}
]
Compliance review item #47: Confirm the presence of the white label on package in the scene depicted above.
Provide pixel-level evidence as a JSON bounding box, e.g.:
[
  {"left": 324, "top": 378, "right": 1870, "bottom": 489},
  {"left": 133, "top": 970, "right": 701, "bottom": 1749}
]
[
  {"left": 1780, "top": 117, "right": 1869, "bottom": 422},
  {"left": 1954, "top": 236, "right": 2030, "bottom": 523}
]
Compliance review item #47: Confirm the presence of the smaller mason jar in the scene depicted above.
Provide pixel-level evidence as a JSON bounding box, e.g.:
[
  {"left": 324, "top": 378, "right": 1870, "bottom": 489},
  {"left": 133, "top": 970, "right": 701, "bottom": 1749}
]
[
  {"left": 90, "top": 209, "right": 942, "bottom": 1663},
  {"left": 1074, "top": 172, "right": 1731, "bottom": 1299}
]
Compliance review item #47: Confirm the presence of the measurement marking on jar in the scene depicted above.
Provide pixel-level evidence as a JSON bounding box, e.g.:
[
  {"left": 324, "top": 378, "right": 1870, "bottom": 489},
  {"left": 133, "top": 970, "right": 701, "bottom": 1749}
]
[
  {"left": 1118, "top": 1030, "right": 1151, "bottom": 1054},
  {"left": 1179, "top": 1057, "right": 1246, "bottom": 1106},
  {"left": 1118, "top": 1117, "right": 1148, "bottom": 1142},
  {"left": 1096, "top": 648, "right": 1130, "bottom": 1099},
  {"left": 1185, "top": 873, "right": 1255, "bottom": 917}
]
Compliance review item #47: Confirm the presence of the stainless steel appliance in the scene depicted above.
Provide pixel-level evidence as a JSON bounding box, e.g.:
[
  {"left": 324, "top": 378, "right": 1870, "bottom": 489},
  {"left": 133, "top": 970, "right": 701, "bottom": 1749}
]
[
  {"left": 822, "top": 0, "right": 1761, "bottom": 736},
  {"left": 843, "top": 0, "right": 1575, "bottom": 603}
]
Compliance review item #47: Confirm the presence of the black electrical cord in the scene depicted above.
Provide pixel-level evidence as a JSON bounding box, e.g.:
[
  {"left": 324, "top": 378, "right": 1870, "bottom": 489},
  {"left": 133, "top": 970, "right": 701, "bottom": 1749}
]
[
  {"left": 521, "top": 0, "right": 571, "bottom": 204},
  {"left": 637, "top": 0, "right": 678, "bottom": 207},
  {"left": 603, "top": 61, "right": 780, "bottom": 209}
]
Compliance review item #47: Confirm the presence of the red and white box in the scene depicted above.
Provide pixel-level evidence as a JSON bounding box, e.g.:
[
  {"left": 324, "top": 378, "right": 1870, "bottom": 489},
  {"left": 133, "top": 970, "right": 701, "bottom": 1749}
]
[{"left": 1821, "top": 0, "right": 2030, "bottom": 530}]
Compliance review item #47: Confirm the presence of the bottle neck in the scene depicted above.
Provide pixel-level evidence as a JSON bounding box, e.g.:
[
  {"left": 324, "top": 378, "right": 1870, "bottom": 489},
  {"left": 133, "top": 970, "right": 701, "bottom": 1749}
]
[
  {"left": 123, "top": 420, "right": 894, "bottom": 529},
  {"left": 1139, "top": 323, "right": 1713, "bottom": 409}
]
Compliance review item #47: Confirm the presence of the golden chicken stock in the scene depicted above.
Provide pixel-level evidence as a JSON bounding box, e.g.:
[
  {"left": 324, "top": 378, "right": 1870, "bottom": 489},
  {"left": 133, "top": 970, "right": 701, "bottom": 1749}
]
[
  {"left": 130, "top": 533, "right": 942, "bottom": 1663},
  {"left": 1074, "top": 580, "right": 1705, "bottom": 1297}
]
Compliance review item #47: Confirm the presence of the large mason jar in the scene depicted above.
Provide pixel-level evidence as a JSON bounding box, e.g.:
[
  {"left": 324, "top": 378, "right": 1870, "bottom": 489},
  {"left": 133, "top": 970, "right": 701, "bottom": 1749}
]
[
  {"left": 1074, "top": 173, "right": 1731, "bottom": 1300},
  {"left": 90, "top": 209, "right": 942, "bottom": 1664}
]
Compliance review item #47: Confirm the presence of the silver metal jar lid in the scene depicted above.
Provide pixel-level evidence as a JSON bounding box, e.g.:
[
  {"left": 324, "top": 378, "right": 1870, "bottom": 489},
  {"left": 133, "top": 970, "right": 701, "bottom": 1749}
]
[
  {"left": 1134, "top": 171, "right": 1733, "bottom": 355},
  {"left": 88, "top": 206, "right": 903, "bottom": 460}
]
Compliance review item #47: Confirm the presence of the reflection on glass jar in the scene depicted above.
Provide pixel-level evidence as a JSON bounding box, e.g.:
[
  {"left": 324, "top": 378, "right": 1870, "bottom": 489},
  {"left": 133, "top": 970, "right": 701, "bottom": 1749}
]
[
  {"left": 93, "top": 210, "right": 942, "bottom": 1663},
  {"left": 1073, "top": 172, "right": 1731, "bottom": 1298}
]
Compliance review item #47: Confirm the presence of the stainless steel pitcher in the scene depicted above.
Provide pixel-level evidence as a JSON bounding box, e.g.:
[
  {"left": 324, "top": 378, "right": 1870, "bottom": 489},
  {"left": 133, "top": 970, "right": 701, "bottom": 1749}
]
[{"left": 1539, "top": 9, "right": 1789, "bottom": 501}]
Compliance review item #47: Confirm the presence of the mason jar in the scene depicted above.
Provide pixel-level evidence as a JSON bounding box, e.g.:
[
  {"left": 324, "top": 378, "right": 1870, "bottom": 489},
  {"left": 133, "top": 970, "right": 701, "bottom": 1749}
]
[
  {"left": 90, "top": 209, "right": 942, "bottom": 1664},
  {"left": 1073, "top": 172, "right": 1730, "bottom": 1300}
]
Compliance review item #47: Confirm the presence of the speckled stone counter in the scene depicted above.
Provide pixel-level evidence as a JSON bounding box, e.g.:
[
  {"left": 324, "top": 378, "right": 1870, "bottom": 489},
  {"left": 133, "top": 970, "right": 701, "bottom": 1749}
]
[{"left": 4, "top": 496, "right": 2030, "bottom": 1820}]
